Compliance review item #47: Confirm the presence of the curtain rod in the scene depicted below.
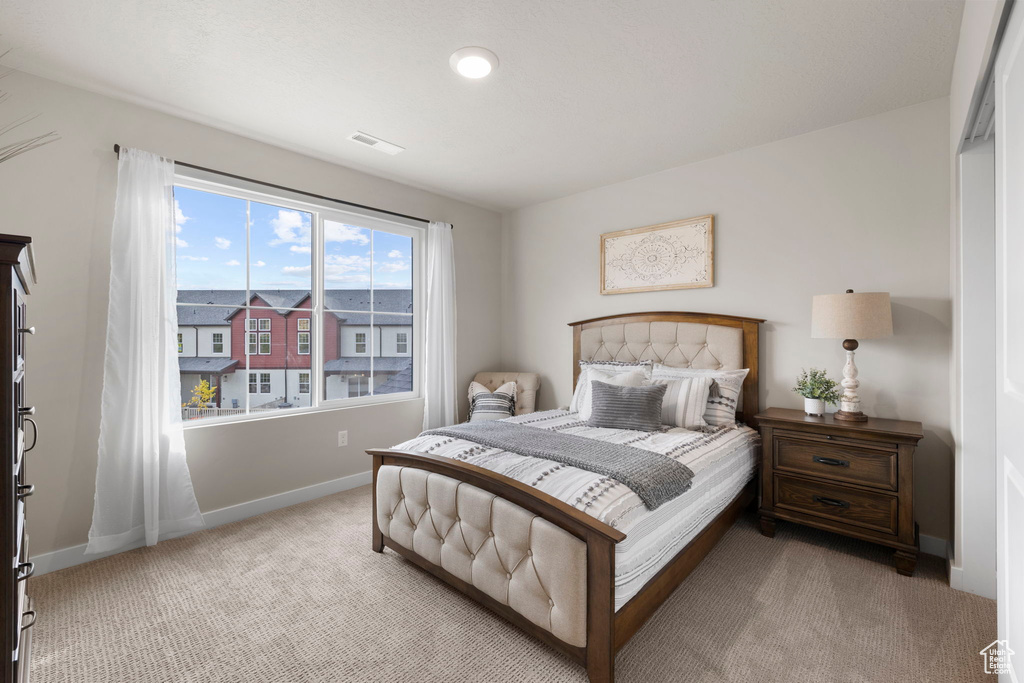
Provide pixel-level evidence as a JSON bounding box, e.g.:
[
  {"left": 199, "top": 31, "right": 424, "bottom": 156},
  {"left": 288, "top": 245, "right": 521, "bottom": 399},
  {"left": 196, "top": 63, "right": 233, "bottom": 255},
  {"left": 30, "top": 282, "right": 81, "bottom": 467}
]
[{"left": 112, "top": 144, "right": 450, "bottom": 229}]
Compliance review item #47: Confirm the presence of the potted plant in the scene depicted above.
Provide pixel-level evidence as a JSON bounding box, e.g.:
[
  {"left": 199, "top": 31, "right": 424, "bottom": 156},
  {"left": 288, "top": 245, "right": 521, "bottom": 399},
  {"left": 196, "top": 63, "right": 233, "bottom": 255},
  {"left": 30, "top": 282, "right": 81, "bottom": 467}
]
[{"left": 792, "top": 368, "right": 841, "bottom": 416}]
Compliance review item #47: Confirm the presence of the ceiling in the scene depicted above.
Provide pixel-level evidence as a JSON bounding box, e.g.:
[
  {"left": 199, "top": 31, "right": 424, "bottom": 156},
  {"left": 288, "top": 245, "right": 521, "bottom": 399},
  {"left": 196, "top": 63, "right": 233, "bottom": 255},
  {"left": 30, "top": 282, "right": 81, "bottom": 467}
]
[{"left": 2, "top": 0, "right": 963, "bottom": 211}]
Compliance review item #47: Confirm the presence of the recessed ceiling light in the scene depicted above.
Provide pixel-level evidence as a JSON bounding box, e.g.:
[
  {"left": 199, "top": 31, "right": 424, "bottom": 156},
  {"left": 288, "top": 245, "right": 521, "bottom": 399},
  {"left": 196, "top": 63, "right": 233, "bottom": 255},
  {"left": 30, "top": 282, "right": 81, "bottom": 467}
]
[{"left": 450, "top": 46, "right": 498, "bottom": 79}]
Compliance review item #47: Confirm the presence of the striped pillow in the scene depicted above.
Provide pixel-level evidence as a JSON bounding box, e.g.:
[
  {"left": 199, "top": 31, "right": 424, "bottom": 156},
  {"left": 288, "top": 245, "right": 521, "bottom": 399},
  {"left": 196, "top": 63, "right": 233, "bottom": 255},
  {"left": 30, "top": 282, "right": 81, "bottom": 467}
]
[
  {"left": 570, "top": 362, "right": 651, "bottom": 414},
  {"left": 649, "top": 376, "right": 712, "bottom": 430},
  {"left": 651, "top": 366, "right": 749, "bottom": 426},
  {"left": 577, "top": 369, "right": 648, "bottom": 421},
  {"left": 468, "top": 381, "right": 517, "bottom": 422},
  {"left": 587, "top": 381, "right": 668, "bottom": 432}
]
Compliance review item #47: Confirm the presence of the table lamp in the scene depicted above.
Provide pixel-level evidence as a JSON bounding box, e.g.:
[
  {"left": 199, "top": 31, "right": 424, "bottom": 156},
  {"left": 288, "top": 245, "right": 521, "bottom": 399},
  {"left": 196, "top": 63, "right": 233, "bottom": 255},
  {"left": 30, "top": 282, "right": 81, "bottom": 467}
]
[{"left": 810, "top": 290, "right": 893, "bottom": 421}]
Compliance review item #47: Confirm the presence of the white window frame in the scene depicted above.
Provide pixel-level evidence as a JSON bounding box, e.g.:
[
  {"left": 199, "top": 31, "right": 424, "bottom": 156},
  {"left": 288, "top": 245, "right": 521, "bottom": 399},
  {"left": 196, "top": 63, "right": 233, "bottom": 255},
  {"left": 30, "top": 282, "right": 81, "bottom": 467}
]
[
  {"left": 396, "top": 331, "right": 408, "bottom": 355},
  {"left": 248, "top": 373, "right": 258, "bottom": 394},
  {"left": 247, "top": 332, "right": 258, "bottom": 356},
  {"left": 258, "top": 332, "right": 271, "bottom": 355},
  {"left": 212, "top": 332, "right": 224, "bottom": 354},
  {"left": 174, "top": 172, "right": 424, "bottom": 428},
  {"left": 298, "top": 331, "right": 311, "bottom": 355},
  {"left": 297, "top": 318, "right": 310, "bottom": 331},
  {"left": 258, "top": 318, "right": 271, "bottom": 331},
  {"left": 177, "top": 333, "right": 183, "bottom": 354},
  {"left": 259, "top": 372, "right": 271, "bottom": 394},
  {"left": 299, "top": 372, "right": 311, "bottom": 394},
  {"left": 354, "top": 332, "right": 367, "bottom": 355}
]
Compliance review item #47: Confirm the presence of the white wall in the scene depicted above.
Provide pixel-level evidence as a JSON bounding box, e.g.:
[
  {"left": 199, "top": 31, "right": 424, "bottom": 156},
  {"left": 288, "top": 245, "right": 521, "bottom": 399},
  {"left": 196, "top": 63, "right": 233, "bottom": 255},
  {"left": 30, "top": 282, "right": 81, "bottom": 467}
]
[
  {"left": 502, "top": 99, "right": 953, "bottom": 542},
  {"left": 0, "top": 70, "right": 502, "bottom": 556},
  {"left": 948, "top": 0, "right": 1005, "bottom": 597}
]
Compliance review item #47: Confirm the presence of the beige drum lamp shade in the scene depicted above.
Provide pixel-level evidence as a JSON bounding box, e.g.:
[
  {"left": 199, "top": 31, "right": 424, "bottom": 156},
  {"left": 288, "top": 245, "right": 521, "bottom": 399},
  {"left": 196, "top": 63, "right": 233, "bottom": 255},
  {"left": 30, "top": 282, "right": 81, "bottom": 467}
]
[{"left": 811, "top": 291, "right": 893, "bottom": 340}]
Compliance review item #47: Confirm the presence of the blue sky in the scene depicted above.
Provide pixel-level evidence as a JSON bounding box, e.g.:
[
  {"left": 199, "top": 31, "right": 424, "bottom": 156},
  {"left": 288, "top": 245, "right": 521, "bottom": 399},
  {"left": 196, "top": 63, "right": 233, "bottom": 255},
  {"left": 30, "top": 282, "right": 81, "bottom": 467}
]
[{"left": 174, "top": 186, "right": 413, "bottom": 298}]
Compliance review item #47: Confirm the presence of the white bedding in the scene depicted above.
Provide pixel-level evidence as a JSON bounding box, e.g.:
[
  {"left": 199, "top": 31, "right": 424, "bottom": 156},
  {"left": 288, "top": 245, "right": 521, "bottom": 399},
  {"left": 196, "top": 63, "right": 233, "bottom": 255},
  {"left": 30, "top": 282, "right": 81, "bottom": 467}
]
[{"left": 393, "top": 409, "right": 759, "bottom": 610}]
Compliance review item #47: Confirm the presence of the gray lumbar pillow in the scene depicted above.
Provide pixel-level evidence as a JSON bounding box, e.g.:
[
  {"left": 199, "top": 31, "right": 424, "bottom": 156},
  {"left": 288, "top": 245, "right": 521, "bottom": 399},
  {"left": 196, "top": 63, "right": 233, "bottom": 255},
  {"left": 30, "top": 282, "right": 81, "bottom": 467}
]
[{"left": 587, "top": 381, "right": 668, "bottom": 432}]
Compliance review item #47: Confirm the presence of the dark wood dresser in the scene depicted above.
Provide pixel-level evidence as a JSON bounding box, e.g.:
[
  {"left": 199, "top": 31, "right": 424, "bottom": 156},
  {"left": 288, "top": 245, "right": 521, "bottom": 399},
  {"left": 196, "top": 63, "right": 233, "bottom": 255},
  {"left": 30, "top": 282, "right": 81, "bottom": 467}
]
[
  {"left": 0, "top": 235, "right": 35, "bottom": 683},
  {"left": 755, "top": 407, "right": 924, "bottom": 575}
]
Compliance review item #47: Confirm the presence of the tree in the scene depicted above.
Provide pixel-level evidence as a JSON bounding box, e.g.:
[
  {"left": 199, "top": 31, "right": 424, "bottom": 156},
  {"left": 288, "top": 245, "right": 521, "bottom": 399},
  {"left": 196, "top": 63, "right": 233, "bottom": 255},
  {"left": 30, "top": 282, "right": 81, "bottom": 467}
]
[{"left": 185, "top": 379, "right": 217, "bottom": 408}]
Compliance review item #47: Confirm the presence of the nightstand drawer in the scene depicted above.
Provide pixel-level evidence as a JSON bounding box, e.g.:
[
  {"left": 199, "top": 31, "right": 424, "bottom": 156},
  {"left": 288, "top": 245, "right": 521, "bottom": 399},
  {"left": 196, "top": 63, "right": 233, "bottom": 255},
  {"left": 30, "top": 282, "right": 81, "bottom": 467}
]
[
  {"left": 773, "top": 428, "right": 897, "bottom": 452},
  {"left": 774, "top": 475, "right": 898, "bottom": 535},
  {"left": 774, "top": 436, "right": 897, "bottom": 490}
]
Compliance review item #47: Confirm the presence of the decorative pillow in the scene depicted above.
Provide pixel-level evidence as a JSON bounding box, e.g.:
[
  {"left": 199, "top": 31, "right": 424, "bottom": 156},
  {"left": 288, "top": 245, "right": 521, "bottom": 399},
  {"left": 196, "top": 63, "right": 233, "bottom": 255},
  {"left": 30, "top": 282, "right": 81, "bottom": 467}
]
[
  {"left": 574, "top": 368, "right": 648, "bottom": 421},
  {"left": 648, "top": 376, "right": 713, "bottom": 430},
  {"left": 587, "top": 381, "right": 668, "bottom": 432},
  {"left": 468, "top": 381, "right": 517, "bottom": 422},
  {"left": 570, "top": 361, "right": 653, "bottom": 414},
  {"left": 651, "top": 365, "right": 749, "bottom": 426}
]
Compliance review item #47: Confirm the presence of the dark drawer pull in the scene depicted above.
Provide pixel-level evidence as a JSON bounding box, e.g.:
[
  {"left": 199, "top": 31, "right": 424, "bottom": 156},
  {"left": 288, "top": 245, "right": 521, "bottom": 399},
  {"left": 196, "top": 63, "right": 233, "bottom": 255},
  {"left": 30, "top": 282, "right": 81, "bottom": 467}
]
[
  {"left": 17, "top": 562, "right": 34, "bottom": 580},
  {"left": 18, "top": 327, "right": 35, "bottom": 335},
  {"left": 23, "top": 417, "right": 37, "bottom": 452},
  {"left": 17, "top": 406, "right": 35, "bottom": 417},
  {"left": 17, "top": 484, "right": 34, "bottom": 498},
  {"left": 20, "top": 610, "right": 35, "bottom": 630},
  {"left": 813, "top": 456, "right": 849, "bottom": 467},
  {"left": 813, "top": 495, "right": 850, "bottom": 509}
]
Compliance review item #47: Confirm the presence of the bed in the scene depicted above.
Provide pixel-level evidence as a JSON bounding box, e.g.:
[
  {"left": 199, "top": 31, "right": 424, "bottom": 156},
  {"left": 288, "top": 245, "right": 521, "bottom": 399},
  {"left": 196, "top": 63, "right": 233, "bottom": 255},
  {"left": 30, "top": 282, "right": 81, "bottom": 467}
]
[{"left": 368, "top": 311, "right": 764, "bottom": 683}]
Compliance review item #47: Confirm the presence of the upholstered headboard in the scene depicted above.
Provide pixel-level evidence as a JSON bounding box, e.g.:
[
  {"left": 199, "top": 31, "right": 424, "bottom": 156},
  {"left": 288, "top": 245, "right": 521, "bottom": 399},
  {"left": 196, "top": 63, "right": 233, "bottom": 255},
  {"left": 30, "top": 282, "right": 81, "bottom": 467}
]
[{"left": 568, "top": 312, "right": 764, "bottom": 427}]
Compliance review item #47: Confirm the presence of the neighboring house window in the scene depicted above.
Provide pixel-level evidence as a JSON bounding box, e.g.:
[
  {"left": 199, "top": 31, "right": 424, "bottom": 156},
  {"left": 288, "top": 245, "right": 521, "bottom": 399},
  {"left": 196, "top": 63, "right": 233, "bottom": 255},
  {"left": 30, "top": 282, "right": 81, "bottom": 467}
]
[
  {"left": 348, "top": 375, "right": 369, "bottom": 397},
  {"left": 174, "top": 179, "right": 420, "bottom": 424}
]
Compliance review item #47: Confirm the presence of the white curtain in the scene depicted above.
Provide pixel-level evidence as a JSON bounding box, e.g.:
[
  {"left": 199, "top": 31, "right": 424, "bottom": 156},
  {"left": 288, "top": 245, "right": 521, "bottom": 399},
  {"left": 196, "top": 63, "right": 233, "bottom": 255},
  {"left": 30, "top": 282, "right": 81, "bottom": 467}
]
[
  {"left": 86, "top": 147, "right": 205, "bottom": 555},
  {"left": 422, "top": 221, "right": 458, "bottom": 429}
]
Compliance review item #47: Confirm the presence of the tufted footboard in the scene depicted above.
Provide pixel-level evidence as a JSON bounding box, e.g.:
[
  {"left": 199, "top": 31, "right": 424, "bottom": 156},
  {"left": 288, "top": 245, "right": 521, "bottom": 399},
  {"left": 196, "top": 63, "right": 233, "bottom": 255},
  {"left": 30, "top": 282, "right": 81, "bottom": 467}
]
[{"left": 376, "top": 465, "right": 588, "bottom": 646}]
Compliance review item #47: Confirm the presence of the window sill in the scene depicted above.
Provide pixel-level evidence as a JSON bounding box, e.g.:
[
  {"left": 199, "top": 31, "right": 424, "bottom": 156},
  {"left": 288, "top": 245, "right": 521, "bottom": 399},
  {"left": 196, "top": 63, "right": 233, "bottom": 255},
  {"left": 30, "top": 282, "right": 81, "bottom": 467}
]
[{"left": 182, "top": 393, "right": 423, "bottom": 429}]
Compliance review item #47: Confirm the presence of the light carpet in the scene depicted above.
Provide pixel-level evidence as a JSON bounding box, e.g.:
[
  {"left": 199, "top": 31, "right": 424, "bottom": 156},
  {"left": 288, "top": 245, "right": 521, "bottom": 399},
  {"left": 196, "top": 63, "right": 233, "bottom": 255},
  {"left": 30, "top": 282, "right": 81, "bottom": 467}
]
[{"left": 31, "top": 485, "right": 995, "bottom": 682}]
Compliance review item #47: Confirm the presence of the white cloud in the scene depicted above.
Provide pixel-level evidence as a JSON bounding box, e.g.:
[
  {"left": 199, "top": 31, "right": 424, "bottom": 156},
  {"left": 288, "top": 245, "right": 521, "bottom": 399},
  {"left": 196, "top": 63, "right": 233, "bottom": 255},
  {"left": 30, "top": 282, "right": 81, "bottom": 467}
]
[
  {"left": 282, "top": 265, "right": 311, "bottom": 275},
  {"left": 174, "top": 200, "right": 189, "bottom": 233},
  {"left": 290, "top": 245, "right": 311, "bottom": 254},
  {"left": 179, "top": 255, "right": 208, "bottom": 261},
  {"left": 325, "top": 273, "right": 371, "bottom": 284},
  {"left": 325, "top": 222, "right": 369, "bottom": 245},
  {"left": 269, "top": 210, "right": 311, "bottom": 246},
  {"left": 377, "top": 260, "right": 410, "bottom": 273},
  {"left": 285, "top": 253, "right": 370, "bottom": 283},
  {"left": 252, "top": 260, "right": 266, "bottom": 267},
  {"left": 225, "top": 259, "right": 241, "bottom": 266},
  {"left": 176, "top": 237, "right": 189, "bottom": 248},
  {"left": 387, "top": 249, "right": 403, "bottom": 258},
  {"left": 214, "top": 237, "right": 231, "bottom": 250}
]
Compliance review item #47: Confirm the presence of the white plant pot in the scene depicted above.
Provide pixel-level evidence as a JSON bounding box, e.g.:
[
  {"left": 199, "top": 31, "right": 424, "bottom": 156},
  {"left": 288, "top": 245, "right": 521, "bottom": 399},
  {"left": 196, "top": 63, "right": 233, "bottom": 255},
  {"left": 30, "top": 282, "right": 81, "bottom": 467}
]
[{"left": 804, "top": 398, "right": 826, "bottom": 416}]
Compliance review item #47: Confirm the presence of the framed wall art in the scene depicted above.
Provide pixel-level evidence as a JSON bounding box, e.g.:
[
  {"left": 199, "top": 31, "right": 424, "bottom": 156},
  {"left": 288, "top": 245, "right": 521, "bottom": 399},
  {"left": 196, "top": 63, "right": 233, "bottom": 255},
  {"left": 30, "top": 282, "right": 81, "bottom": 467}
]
[{"left": 600, "top": 215, "right": 714, "bottom": 295}]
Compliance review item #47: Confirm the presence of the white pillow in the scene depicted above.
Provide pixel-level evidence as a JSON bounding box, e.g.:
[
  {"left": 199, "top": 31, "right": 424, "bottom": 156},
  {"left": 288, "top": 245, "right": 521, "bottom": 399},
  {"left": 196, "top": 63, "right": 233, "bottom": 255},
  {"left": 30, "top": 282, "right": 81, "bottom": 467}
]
[
  {"left": 651, "top": 365, "right": 749, "bottom": 426},
  {"left": 571, "top": 361, "right": 653, "bottom": 414},
  {"left": 648, "top": 376, "right": 712, "bottom": 430},
  {"left": 573, "top": 368, "right": 648, "bottom": 421}
]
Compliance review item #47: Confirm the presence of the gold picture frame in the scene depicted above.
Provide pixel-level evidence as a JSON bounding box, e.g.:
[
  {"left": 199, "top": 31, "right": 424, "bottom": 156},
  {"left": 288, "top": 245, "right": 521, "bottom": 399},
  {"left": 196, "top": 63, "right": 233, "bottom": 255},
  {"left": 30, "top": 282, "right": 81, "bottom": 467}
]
[{"left": 600, "top": 215, "right": 714, "bottom": 295}]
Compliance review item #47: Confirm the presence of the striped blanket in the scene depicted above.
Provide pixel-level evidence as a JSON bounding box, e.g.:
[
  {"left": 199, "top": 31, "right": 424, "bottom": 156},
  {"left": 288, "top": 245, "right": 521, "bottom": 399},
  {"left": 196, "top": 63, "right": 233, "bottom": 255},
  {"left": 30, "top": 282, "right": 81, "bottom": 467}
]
[{"left": 395, "top": 409, "right": 760, "bottom": 530}]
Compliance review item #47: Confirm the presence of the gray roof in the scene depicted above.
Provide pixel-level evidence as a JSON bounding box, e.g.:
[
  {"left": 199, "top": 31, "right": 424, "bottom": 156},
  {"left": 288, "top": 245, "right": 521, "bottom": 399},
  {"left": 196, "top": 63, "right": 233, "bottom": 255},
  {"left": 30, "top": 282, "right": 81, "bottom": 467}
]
[
  {"left": 323, "top": 357, "right": 411, "bottom": 374},
  {"left": 176, "top": 289, "right": 411, "bottom": 326},
  {"left": 178, "top": 357, "right": 240, "bottom": 374},
  {"left": 375, "top": 361, "right": 413, "bottom": 394}
]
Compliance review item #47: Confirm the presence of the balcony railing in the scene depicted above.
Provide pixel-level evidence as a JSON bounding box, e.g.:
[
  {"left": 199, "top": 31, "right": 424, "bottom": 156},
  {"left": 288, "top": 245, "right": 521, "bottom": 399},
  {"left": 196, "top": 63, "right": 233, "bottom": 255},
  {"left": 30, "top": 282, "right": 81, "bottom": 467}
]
[{"left": 181, "top": 406, "right": 284, "bottom": 421}]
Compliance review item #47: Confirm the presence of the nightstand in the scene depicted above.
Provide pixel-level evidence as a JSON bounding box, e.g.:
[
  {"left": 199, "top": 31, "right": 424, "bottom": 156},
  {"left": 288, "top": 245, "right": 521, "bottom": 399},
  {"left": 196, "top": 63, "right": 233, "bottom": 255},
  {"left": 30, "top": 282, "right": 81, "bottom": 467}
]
[{"left": 755, "top": 407, "right": 925, "bottom": 575}]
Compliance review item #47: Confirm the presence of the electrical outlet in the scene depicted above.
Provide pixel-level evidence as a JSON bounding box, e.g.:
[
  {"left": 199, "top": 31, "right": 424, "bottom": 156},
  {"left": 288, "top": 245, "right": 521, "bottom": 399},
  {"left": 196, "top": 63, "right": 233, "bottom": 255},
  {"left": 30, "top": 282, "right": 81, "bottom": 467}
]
[{"left": 337, "top": 430, "right": 348, "bottom": 447}]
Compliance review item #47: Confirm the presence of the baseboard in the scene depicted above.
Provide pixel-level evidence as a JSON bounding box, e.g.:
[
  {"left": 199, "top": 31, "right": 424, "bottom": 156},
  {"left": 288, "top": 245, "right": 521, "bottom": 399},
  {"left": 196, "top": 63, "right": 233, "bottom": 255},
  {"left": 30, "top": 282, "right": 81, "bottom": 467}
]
[
  {"left": 919, "top": 533, "right": 947, "bottom": 559},
  {"left": 31, "top": 470, "right": 372, "bottom": 576}
]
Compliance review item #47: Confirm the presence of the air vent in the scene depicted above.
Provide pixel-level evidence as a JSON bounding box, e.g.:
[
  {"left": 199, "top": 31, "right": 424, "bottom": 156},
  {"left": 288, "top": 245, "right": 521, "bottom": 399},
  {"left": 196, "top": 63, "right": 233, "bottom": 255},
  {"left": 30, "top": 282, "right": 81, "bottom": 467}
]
[{"left": 347, "top": 131, "right": 405, "bottom": 155}]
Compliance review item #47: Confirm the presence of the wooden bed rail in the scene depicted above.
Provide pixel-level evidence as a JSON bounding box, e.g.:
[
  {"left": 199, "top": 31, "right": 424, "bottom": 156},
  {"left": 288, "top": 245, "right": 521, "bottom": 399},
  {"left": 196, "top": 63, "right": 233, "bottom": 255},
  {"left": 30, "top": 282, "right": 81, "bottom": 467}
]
[{"left": 368, "top": 449, "right": 626, "bottom": 545}]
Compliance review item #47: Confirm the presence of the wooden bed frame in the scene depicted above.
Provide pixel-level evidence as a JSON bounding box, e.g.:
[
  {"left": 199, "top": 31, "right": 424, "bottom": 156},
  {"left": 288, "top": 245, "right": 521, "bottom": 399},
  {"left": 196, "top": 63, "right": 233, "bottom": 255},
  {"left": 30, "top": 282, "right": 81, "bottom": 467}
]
[{"left": 369, "top": 311, "right": 763, "bottom": 683}]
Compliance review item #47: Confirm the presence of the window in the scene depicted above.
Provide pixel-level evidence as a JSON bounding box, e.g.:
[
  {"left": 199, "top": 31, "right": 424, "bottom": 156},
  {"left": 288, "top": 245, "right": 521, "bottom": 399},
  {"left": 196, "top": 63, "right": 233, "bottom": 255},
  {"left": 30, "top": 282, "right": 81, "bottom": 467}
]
[
  {"left": 348, "top": 375, "right": 370, "bottom": 397},
  {"left": 174, "top": 178, "right": 420, "bottom": 425},
  {"left": 177, "top": 333, "right": 183, "bottom": 354}
]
